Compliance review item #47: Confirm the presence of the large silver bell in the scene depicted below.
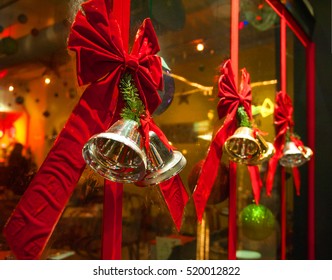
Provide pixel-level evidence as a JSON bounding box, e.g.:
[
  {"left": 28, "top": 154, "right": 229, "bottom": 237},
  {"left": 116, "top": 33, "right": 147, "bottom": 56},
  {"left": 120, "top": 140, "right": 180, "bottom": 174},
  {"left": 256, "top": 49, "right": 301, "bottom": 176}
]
[
  {"left": 135, "top": 131, "right": 187, "bottom": 186},
  {"left": 279, "top": 141, "right": 313, "bottom": 167},
  {"left": 82, "top": 119, "right": 147, "bottom": 183},
  {"left": 224, "top": 127, "right": 262, "bottom": 164}
]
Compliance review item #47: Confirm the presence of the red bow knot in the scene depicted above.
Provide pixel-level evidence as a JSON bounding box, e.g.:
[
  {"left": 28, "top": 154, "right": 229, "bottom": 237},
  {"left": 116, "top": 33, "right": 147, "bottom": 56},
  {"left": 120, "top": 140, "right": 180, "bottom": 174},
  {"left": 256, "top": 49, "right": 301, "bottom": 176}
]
[{"left": 124, "top": 53, "right": 140, "bottom": 72}]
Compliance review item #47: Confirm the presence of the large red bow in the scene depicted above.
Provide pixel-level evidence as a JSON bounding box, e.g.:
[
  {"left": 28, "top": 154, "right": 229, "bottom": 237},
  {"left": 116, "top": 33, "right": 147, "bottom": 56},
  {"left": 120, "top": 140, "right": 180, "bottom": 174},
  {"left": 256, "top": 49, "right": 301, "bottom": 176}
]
[
  {"left": 68, "top": 1, "right": 163, "bottom": 115},
  {"left": 193, "top": 60, "right": 262, "bottom": 221},
  {"left": 266, "top": 91, "right": 300, "bottom": 195},
  {"left": 3, "top": 0, "right": 187, "bottom": 260}
]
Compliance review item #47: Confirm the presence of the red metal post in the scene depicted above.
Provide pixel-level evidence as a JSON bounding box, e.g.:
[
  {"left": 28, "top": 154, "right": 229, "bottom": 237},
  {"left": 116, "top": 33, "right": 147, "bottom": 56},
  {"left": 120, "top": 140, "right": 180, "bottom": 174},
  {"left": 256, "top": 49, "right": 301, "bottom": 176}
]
[
  {"left": 101, "top": 0, "right": 131, "bottom": 260},
  {"left": 228, "top": 0, "right": 240, "bottom": 260}
]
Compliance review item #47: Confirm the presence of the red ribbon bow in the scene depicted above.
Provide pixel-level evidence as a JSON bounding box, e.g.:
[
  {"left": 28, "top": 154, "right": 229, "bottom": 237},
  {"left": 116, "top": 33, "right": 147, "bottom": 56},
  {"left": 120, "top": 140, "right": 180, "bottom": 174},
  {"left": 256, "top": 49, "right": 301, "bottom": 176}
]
[
  {"left": 4, "top": 0, "right": 187, "bottom": 259},
  {"left": 193, "top": 60, "right": 262, "bottom": 221},
  {"left": 266, "top": 91, "right": 301, "bottom": 195},
  {"left": 68, "top": 1, "right": 163, "bottom": 115}
]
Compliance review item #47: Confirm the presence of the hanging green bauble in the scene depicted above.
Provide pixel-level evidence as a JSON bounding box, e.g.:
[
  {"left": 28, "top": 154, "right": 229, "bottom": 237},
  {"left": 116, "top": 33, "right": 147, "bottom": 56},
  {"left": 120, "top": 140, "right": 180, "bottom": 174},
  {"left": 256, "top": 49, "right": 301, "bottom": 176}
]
[{"left": 240, "top": 204, "right": 275, "bottom": 241}]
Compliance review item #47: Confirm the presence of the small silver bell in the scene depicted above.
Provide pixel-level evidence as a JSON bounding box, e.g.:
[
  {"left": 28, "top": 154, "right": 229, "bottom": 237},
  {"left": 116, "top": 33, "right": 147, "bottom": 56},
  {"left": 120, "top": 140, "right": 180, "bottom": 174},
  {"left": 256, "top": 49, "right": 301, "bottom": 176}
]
[
  {"left": 82, "top": 119, "right": 147, "bottom": 183},
  {"left": 279, "top": 141, "right": 313, "bottom": 167},
  {"left": 135, "top": 131, "right": 186, "bottom": 186}
]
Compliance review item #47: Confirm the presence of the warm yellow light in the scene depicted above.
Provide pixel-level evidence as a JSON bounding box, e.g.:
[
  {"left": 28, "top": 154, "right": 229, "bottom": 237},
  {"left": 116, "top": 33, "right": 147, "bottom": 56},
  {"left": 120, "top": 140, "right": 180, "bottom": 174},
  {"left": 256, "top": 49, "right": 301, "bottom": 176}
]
[
  {"left": 181, "top": 149, "right": 188, "bottom": 155},
  {"left": 8, "top": 85, "right": 14, "bottom": 92},
  {"left": 196, "top": 43, "right": 204, "bottom": 52},
  {"left": 44, "top": 77, "right": 51, "bottom": 84}
]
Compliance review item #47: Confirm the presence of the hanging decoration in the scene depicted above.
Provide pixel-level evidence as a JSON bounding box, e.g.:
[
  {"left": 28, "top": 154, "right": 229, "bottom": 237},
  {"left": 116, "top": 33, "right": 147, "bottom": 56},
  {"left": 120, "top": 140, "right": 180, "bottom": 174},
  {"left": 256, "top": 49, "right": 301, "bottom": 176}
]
[
  {"left": 83, "top": 72, "right": 186, "bottom": 185},
  {"left": 240, "top": 0, "right": 278, "bottom": 31},
  {"left": 239, "top": 203, "right": 275, "bottom": 241},
  {"left": 193, "top": 59, "right": 274, "bottom": 221},
  {"left": 3, "top": 0, "right": 188, "bottom": 260},
  {"left": 153, "top": 60, "right": 175, "bottom": 116},
  {"left": 266, "top": 91, "right": 313, "bottom": 195}
]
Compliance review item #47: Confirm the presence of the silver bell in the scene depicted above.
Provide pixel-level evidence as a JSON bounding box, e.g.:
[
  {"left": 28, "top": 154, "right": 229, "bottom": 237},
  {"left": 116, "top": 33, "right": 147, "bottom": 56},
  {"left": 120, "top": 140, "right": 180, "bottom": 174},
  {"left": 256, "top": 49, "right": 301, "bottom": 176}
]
[
  {"left": 82, "top": 119, "right": 147, "bottom": 183},
  {"left": 135, "top": 131, "right": 187, "bottom": 186},
  {"left": 279, "top": 141, "right": 313, "bottom": 167}
]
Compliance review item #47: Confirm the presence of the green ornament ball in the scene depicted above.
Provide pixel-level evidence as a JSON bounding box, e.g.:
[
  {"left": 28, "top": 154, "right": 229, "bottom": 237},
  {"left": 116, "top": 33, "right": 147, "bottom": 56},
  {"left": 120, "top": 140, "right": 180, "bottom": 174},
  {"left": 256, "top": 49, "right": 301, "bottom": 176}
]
[{"left": 240, "top": 204, "right": 275, "bottom": 241}]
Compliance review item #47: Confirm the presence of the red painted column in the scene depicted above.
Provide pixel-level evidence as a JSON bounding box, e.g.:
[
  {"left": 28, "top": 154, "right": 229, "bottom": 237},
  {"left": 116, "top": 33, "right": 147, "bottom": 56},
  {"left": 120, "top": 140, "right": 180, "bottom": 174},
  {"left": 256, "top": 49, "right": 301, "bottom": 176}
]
[
  {"left": 228, "top": 0, "right": 239, "bottom": 260},
  {"left": 101, "top": 0, "right": 131, "bottom": 260},
  {"left": 280, "top": 15, "right": 287, "bottom": 260}
]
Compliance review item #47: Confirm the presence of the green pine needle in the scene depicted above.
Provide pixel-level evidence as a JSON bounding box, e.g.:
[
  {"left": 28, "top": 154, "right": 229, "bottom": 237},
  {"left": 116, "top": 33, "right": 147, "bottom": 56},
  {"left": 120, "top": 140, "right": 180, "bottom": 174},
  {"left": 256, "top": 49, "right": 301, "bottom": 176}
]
[
  {"left": 119, "top": 73, "right": 145, "bottom": 124},
  {"left": 237, "top": 106, "right": 252, "bottom": 128}
]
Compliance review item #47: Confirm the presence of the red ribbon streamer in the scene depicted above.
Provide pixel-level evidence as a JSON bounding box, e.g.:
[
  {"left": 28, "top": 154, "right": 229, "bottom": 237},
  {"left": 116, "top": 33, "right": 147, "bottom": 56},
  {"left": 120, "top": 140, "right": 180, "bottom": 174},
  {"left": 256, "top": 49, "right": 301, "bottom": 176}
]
[
  {"left": 4, "top": 0, "right": 187, "bottom": 259},
  {"left": 193, "top": 59, "right": 262, "bottom": 221},
  {"left": 266, "top": 91, "right": 301, "bottom": 195}
]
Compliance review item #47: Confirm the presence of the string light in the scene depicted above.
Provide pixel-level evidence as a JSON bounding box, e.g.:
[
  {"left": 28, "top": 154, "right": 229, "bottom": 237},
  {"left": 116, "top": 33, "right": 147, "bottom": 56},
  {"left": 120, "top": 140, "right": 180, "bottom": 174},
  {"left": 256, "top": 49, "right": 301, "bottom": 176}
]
[
  {"left": 44, "top": 77, "right": 51, "bottom": 84},
  {"left": 8, "top": 85, "right": 14, "bottom": 92},
  {"left": 196, "top": 43, "right": 205, "bottom": 52}
]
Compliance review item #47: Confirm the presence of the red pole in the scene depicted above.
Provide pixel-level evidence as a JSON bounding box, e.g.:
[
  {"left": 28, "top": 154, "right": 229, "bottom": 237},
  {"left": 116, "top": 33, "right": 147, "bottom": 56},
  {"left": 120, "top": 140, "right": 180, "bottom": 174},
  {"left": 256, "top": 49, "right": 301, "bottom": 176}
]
[
  {"left": 280, "top": 15, "right": 287, "bottom": 260},
  {"left": 228, "top": 162, "right": 237, "bottom": 260},
  {"left": 101, "top": 0, "right": 131, "bottom": 260},
  {"left": 228, "top": 0, "right": 239, "bottom": 260},
  {"left": 281, "top": 167, "right": 286, "bottom": 259}
]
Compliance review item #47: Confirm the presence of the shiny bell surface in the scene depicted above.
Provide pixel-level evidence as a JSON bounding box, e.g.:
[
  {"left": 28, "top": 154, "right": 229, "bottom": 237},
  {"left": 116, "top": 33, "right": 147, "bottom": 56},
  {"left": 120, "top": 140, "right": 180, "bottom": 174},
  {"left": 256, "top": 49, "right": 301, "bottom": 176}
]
[
  {"left": 249, "top": 142, "right": 275, "bottom": 165},
  {"left": 224, "top": 127, "right": 262, "bottom": 164},
  {"left": 82, "top": 119, "right": 147, "bottom": 183},
  {"left": 248, "top": 133, "right": 275, "bottom": 165},
  {"left": 279, "top": 141, "right": 313, "bottom": 167},
  {"left": 135, "top": 131, "right": 187, "bottom": 186}
]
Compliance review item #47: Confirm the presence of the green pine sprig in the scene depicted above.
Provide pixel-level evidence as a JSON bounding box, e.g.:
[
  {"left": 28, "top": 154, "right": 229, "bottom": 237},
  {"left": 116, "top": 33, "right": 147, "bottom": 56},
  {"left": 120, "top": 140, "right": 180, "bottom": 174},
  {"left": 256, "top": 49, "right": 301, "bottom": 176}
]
[
  {"left": 237, "top": 106, "right": 252, "bottom": 128},
  {"left": 119, "top": 73, "right": 145, "bottom": 125}
]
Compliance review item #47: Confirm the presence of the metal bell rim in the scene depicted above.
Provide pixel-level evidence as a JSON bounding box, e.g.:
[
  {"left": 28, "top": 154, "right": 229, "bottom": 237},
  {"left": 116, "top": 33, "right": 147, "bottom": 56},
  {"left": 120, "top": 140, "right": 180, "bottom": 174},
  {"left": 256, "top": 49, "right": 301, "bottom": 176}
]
[
  {"left": 248, "top": 142, "right": 275, "bottom": 165},
  {"left": 135, "top": 151, "right": 186, "bottom": 186},
  {"left": 92, "top": 131, "right": 148, "bottom": 168},
  {"left": 279, "top": 146, "right": 313, "bottom": 168},
  {"left": 82, "top": 132, "right": 147, "bottom": 183},
  {"left": 224, "top": 127, "right": 262, "bottom": 164}
]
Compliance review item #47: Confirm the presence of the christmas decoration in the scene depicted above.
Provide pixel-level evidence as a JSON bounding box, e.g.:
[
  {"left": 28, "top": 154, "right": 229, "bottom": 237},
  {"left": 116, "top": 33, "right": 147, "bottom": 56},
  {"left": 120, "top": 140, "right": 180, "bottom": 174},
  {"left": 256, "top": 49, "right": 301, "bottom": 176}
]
[
  {"left": 240, "top": 0, "right": 278, "bottom": 31},
  {"left": 82, "top": 73, "right": 186, "bottom": 185},
  {"left": 188, "top": 159, "right": 229, "bottom": 205},
  {"left": 266, "top": 91, "right": 313, "bottom": 195},
  {"left": 154, "top": 64, "right": 175, "bottom": 115},
  {"left": 240, "top": 204, "right": 275, "bottom": 241},
  {"left": 193, "top": 59, "right": 271, "bottom": 221},
  {"left": 4, "top": 0, "right": 188, "bottom": 260}
]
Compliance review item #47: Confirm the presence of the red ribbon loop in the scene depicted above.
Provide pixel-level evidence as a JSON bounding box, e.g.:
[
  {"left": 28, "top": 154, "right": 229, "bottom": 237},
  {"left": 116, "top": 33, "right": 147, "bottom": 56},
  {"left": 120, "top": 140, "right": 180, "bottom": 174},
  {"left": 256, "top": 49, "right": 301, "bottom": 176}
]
[{"left": 193, "top": 59, "right": 262, "bottom": 221}]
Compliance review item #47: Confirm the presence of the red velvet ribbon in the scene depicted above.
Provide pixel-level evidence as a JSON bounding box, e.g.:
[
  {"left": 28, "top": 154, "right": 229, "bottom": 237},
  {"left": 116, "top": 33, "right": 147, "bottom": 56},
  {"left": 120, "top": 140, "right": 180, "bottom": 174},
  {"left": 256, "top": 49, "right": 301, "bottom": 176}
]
[
  {"left": 3, "top": 0, "right": 187, "bottom": 259},
  {"left": 140, "top": 111, "right": 173, "bottom": 153},
  {"left": 266, "top": 91, "right": 301, "bottom": 195},
  {"left": 193, "top": 59, "right": 262, "bottom": 221}
]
